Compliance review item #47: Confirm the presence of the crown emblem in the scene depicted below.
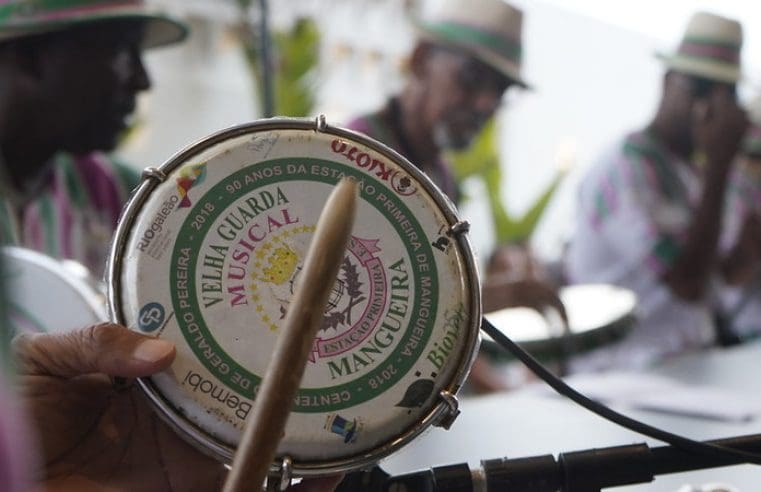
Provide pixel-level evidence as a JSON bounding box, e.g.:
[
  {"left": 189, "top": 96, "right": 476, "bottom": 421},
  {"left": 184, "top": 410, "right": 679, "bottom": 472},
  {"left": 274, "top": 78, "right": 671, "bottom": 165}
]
[{"left": 258, "top": 245, "right": 298, "bottom": 285}]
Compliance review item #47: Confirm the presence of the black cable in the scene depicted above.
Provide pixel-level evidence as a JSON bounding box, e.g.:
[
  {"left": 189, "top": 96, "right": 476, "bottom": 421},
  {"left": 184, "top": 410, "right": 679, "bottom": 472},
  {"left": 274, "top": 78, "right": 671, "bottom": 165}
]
[{"left": 481, "top": 316, "right": 761, "bottom": 465}]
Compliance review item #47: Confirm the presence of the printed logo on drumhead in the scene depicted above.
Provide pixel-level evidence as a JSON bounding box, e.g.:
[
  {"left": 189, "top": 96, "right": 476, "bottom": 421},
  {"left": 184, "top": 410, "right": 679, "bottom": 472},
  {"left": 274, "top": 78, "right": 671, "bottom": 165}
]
[
  {"left": 248, "top": 234, "right": 388, "bottom": 363},
  {"left": 176, "top": 163, "right": 207, "bottom": 208},
  {"left": 138, "top": 302, "right": 165, "bottom": 332},
  {"left": 247, "top": 225, "right": 315, "bottom": 332},
  {"left": 391, "top": 173, "right": 416, "bottom": 196},
  {"left": 324, "top": 414, "right": 363, "bottom": 444},
  {"left": 396, "top": 374, "right": 435, "bottom": 410},
  {"left": 331, "top": 139, "right": 417, "bottom": 196},
  {"left": 169, "top": 162, "right": 446, "bottom": 413}
]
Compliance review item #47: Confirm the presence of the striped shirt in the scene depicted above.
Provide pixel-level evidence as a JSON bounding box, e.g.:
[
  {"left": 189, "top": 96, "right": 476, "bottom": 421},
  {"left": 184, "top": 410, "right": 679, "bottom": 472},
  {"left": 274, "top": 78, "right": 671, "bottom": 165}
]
[
  {"left": 716, "top": 163, "right": 761, "bottom": 339},
  {"left": 0, "top": 152, "right": 137, "bottom": 491},
  {"left": 1, "top": 152, "right": 140, "bottom": 277},
  {"left": 566, "top": 130, "right": 715, "bottom": 371},
  {"left": 0, "top": 377, "right": 36, "bottom": 492}
]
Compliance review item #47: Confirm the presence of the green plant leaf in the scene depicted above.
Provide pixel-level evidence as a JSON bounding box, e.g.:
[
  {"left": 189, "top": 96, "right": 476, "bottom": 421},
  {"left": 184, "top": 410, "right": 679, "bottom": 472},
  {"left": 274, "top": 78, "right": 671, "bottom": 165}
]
[{"left": 448, "top": 117, "right": 566, "bottom": 244}]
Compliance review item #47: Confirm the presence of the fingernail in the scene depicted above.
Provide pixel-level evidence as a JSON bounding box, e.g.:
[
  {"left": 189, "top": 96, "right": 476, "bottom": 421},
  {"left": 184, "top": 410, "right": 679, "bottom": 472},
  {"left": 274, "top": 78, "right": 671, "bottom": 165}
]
[{"left": 133, "top": 338, "right": 174, "bottom": 362}]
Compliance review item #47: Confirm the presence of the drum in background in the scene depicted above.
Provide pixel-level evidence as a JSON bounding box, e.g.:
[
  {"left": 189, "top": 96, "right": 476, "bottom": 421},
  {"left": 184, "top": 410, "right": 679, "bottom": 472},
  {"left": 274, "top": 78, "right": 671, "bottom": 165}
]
[
  {"left": 1, "top": 246, "right": 107, "bottom": 334},
  {"left": 482, "top": 284, "right": 637, "bottom": 361},
  {"left": 107, "top": 116, "right": 481, "bottom": 480}
]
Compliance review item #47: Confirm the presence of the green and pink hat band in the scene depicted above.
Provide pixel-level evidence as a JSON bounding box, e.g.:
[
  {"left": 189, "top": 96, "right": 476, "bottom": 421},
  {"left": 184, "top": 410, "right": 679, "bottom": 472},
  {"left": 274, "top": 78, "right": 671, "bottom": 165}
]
[
  {"left": 0, "top": 0, "right": 187, "bottom": 48},
  {"left": 0, "top": 0, "right": 141, "bottom": 22},
  {"left": 417, "top": 20, "right": 522, "bottom": 66},
  {"left": 677, "top": 36, "right": 740, "bottom": 66}
]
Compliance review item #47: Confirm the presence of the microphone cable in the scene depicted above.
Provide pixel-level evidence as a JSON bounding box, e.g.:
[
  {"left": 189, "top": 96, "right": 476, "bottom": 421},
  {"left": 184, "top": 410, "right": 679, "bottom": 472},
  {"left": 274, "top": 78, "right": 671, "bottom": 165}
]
[{"left": 481, "top": 316, "right": 761, "bottom": 465}]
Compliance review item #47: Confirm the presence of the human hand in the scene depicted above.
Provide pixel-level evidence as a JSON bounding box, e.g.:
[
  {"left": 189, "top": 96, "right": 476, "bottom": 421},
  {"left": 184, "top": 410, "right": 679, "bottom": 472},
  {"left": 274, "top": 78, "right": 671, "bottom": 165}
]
[
  {"left": 482, "top": 278, "right": 567, "bottom": 324},
  {"left": 692, "top": 88, "right": 748, "bottom": 171},
  {"left": 13, "top": 323, "right": 341, "bottom": 492}
]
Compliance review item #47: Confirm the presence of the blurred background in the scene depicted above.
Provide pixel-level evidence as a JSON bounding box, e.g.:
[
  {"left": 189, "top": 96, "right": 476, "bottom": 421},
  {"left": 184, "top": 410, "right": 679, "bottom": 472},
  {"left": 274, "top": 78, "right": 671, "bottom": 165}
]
[{"left": 123, "top": 0, "right": 761, "bottom": 267}]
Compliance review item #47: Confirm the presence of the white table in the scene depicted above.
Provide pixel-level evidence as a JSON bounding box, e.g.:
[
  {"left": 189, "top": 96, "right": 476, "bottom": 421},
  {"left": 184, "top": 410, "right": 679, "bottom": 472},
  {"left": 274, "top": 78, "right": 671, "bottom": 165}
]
[{"left": 380, "top": 341, "right": 761, "bottom": 491}]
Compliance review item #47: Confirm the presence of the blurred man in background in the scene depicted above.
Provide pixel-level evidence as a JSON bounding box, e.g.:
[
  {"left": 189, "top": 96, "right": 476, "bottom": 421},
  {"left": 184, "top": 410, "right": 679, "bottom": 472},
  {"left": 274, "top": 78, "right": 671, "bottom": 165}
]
[
  {"left": 346, "top": 0, "right": 566, "bottom": 393},
  {"left": 566, "top": 12, "right": 749, "bottom": 371},
  {"left": 0, "top": 0, "right": 185, "bottom": 276}
]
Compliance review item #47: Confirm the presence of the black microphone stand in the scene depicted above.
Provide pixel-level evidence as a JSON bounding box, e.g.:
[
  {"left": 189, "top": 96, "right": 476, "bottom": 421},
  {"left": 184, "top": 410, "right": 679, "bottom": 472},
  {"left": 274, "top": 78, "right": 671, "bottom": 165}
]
[{"left": 337, "top": 433, "right": 761, "bottom": 491}]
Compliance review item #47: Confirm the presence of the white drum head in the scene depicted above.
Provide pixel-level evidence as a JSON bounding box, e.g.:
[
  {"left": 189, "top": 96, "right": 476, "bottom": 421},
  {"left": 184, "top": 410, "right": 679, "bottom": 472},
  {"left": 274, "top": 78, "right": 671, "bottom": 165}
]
[
  {"left": 108, "top": 118, "right": 481, "bottom": 476},
  {"left": 1, "top": 246, "right": 106, "bottom": 334}
]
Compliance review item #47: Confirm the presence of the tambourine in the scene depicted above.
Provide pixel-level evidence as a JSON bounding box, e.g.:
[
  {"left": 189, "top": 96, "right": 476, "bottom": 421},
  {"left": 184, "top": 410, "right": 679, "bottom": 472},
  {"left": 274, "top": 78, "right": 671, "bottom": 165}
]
[
  {"left": 107, "top": 116, "right": 481, "bottom": 481},
  {"left": 482, "top": 284, "right": 637, "bottom": 360},
  {"left": 1, "top": 246, "right": 107, "bottom": 334}
]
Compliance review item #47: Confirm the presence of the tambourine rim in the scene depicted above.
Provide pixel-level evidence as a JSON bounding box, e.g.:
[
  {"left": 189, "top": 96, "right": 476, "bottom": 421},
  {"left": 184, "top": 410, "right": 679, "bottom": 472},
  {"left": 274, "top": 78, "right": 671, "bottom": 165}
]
[
  {"left": 2, "top": 245, "right": 106, "bottom": 324},
  {"left": 107, "top": 115, "right": 482, "bottom": 476},
  {"left": 481, "top": 284, "right": 638, "bottom": 360}
]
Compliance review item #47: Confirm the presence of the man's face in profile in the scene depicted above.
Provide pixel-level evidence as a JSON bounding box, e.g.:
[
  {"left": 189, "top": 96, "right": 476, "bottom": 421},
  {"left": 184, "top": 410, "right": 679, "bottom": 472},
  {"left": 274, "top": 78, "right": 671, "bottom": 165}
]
[
  {"left": 419, "top": 46, "right": 513, "bottom": 150},
  {"left": 35, "top": 20, "right": 151, "bottom": 154}
]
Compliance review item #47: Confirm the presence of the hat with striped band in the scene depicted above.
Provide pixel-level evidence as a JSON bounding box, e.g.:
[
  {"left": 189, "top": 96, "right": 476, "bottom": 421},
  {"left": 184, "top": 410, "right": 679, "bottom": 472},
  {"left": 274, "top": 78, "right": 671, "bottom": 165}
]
[
  {"left": 413, "top": 0, "right": 530, "bottom": 89},
  {"left": 0, "top": 0, "right": 187, "bottom": 49},
  {"left": 656, "top": 11, "right": 743, "bottom": 84}
]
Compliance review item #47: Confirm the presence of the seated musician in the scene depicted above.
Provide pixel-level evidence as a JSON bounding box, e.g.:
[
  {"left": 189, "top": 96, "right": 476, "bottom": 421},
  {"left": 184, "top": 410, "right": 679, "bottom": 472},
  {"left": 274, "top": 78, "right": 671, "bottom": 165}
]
[
  {"left": 346, "top": 0, "right": 565, "bottom": 392},
  {"left": 0, "top": 2, "right": 339, "bottom": 490},
  {"left": 566, "top": 12, "right": 748, "bottom": 371}
]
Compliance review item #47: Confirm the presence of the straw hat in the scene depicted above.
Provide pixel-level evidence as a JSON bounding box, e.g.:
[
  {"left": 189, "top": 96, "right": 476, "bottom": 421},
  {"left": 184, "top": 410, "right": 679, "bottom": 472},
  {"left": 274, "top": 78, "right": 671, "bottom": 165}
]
[
  {"left": 657, "top": 11, "right": 743, "bottom": 84},
  {"left": 0, "top": 0, "right": 187, "bottom": 49},
  {"left": 413, "top": 0, "right": 530, "bottom": 88}
]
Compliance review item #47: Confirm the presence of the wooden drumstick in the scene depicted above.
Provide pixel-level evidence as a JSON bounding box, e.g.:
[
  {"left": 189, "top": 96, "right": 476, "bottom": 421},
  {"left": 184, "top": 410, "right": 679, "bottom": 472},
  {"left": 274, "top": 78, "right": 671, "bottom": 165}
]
[{"left": 222, "top": 177, "right": 358, "bottom": 492}]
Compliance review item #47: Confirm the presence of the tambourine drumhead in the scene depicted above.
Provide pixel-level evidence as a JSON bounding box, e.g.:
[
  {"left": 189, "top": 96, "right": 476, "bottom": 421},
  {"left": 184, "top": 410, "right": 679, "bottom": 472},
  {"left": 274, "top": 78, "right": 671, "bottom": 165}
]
[
  {"left": 108, "top": 117, "right": 481, "bottom": 476},
  {"left": 1, "top": 246, "right": 106, "bottom": 334},
  {"left": 483, "top": 284, "right": 637, "bottom": 357}
]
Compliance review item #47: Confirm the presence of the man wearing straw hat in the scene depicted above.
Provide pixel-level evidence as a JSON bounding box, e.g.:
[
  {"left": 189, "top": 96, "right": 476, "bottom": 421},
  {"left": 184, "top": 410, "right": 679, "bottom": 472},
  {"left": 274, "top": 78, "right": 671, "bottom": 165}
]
[
  {"left": 0, "top": 0, "right": 186, "bottom": 276},
  {"left": 0, "top": 3, "right": 219, "bottom": 489},
  {"left": 0, "top": 4, "right": 346, "bottom": 491},
  {"left": 566, "top": 12, "right": 749, "bottom": 371},
  {"left": 0, "top": 3, "right": 334, "bottom": 491},
  {"left": 347, "top": 0, "right": 568, "bottom": 393}
]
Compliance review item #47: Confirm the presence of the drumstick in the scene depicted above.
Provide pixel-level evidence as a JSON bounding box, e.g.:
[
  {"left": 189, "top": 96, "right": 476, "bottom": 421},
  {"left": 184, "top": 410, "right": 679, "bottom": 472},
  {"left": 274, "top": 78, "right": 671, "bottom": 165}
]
[{"left": 222, "top": 177, "right": 358, "bottom": 492}]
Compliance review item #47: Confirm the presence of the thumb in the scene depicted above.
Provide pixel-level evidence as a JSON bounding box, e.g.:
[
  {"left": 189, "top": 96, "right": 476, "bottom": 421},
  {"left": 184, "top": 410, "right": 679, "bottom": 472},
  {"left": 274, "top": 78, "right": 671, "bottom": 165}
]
[{"left": 13, "top": 322, "right": 176, "bottom": 379}]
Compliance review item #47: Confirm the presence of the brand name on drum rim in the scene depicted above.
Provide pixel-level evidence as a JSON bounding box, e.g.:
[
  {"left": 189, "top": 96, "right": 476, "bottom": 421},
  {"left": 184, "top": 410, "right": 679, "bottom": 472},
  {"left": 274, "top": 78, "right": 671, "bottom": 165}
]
[
  {"left": 182, "top": 370, "right": 252, "bottom": 422},
  {"left": 331, "top": 139, "right": 416, "bottom": 196},
  {"left": 137, "top": 195, "right": 180, "bottom": 252}
]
